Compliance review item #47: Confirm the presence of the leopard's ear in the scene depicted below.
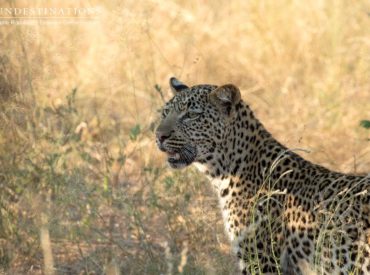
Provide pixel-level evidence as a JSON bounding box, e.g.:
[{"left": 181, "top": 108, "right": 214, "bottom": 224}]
[
  {"left": 209, "top": 84, "right": 241, "bottom": 115},
  {"left": 169, "top": 77, "right": 189, "bottom": 94}
]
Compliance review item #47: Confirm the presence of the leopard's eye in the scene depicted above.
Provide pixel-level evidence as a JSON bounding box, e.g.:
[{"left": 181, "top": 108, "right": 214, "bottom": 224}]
[
  {"left": 162, "top": 107, "right": 170, "bottom": 117},
  {"left": 187, "top": 112, "right": 199, "bottom": 118},
  {"left": 184, "top": 110, "right": 202, "bottom": 120}
]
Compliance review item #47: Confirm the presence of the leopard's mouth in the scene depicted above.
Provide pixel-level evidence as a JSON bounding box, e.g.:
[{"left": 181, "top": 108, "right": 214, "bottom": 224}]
[
  {"left": 166, "top": 151, "right": 181, "bottom": 162},
  {"left": 163, "top": 145, "right": 197, "bottom": 169}
]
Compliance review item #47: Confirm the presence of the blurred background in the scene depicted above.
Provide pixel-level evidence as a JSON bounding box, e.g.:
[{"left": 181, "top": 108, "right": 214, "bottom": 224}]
[{"left": 0, "top": 0, "right": 369, "bottom": 274}]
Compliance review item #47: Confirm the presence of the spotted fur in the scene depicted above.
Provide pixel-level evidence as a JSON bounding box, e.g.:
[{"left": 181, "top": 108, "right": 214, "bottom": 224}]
[{"left": 155, "top": 78, "right": 370, "bottom": 274}]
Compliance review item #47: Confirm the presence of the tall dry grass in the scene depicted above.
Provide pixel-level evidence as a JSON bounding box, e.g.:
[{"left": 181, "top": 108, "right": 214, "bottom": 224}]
[{"left": 0, "top": 0, "right": 369, "bottom": 274}]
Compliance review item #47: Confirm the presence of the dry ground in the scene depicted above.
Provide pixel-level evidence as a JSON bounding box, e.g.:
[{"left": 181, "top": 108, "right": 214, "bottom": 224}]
[{"left": 0, "top": 0, "right": 369, "bottom": 274}]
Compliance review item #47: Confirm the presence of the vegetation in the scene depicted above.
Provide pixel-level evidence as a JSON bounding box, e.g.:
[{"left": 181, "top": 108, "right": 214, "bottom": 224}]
[
  {"left": 360, "top": 120, "right": 370, "bottom": 129},
  {"left": 0, "top": 0, "right": 369, "bottom": 274}
]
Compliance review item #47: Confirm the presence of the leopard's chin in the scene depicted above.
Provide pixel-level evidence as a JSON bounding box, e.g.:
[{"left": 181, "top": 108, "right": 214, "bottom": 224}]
[
  {"left": 164, "top": 145, "right": 197, "bottom": 169},
  {"left": 167, "top": 158, "right": 191, "bottom": 169}
]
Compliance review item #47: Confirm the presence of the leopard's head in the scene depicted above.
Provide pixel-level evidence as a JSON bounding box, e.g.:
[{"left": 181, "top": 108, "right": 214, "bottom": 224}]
[{"left": 156, "top": 77, "right": 241, "bottom": 169}]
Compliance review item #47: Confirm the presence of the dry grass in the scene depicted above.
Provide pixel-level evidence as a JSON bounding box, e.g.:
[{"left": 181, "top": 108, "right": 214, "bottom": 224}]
[{"left": 0, "top": 0, "right": 369, "bottom": 274}]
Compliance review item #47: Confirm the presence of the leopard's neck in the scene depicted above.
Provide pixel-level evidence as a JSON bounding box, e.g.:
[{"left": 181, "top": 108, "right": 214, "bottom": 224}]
[{"left": 195, "top": 101, "right": 310, "bottom": 195}]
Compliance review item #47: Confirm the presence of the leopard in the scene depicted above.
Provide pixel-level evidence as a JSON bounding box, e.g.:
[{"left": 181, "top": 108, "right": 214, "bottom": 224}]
[{"left": 155, "top": 77, "right": 370, "bottom": 275}]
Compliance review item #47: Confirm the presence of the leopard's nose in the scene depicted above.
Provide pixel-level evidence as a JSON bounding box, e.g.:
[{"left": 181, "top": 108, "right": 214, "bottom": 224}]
[{"left": 156, "top": 131, "right": 171, "bottom": 143}]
